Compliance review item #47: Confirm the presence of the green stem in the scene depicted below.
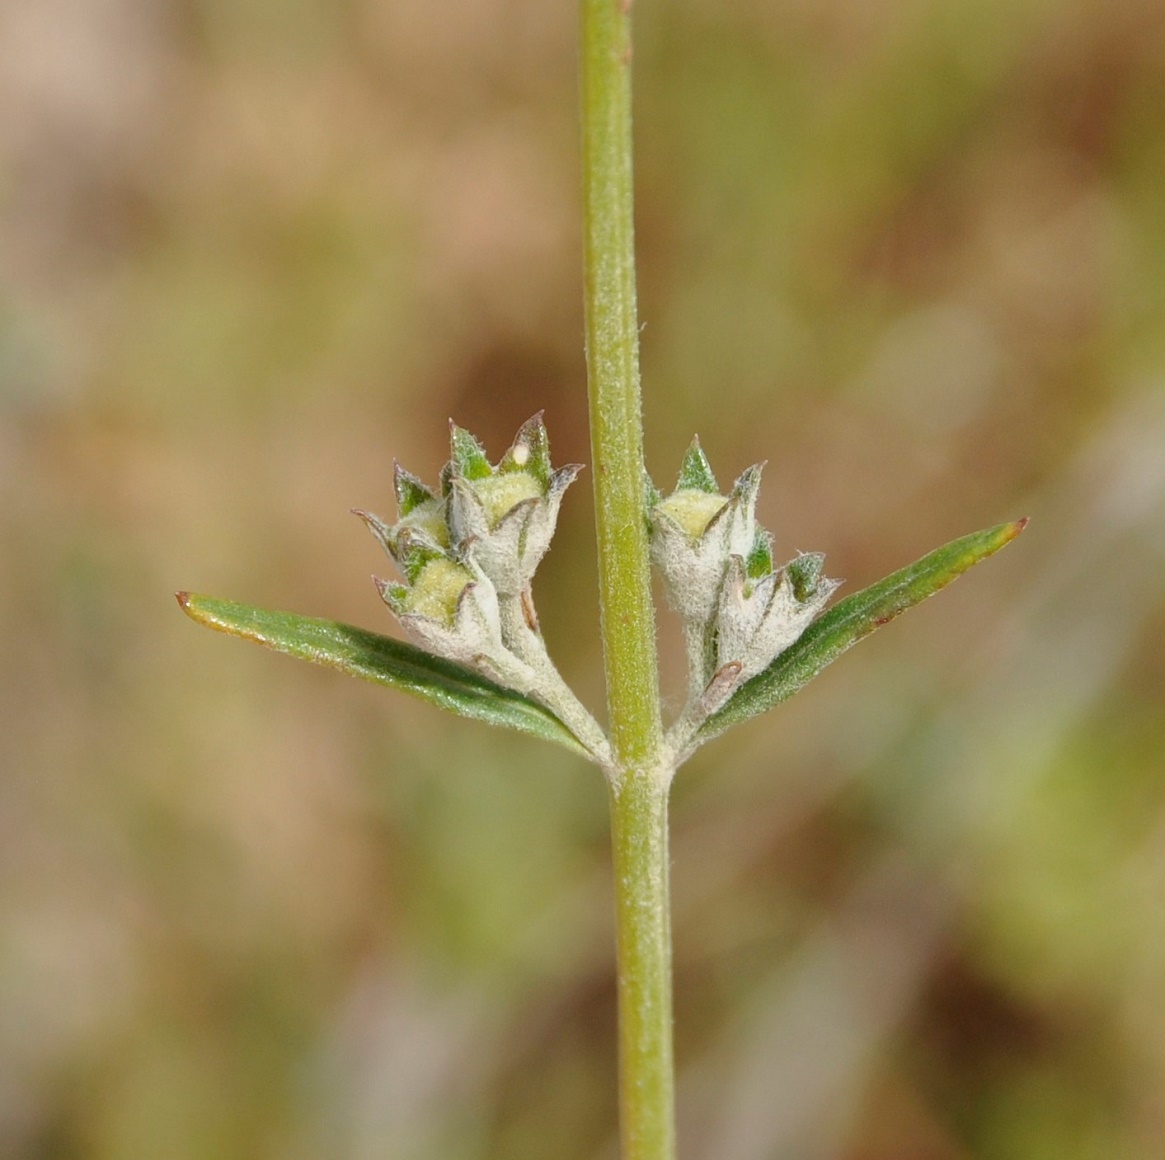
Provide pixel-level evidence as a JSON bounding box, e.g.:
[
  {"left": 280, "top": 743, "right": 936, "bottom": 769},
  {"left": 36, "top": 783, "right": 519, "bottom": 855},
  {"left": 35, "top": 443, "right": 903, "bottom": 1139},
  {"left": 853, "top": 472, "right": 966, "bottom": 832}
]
[
  {"left": 580, "top": 0, "right": 675, "bottom": 1156},
  {"left": 581, "top": 0, "right": 662, "bottom": 769},
  {"left": 609, "top": 769, "right": 676, "bottom": 1160}
]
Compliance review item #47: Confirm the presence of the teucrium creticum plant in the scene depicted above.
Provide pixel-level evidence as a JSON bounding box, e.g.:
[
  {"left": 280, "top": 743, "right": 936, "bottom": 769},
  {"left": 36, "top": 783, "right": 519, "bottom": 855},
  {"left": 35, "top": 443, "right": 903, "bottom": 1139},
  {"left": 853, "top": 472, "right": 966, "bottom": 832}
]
[{"left": 178, "top": 0, "right": 1026, "bottom": 1155}]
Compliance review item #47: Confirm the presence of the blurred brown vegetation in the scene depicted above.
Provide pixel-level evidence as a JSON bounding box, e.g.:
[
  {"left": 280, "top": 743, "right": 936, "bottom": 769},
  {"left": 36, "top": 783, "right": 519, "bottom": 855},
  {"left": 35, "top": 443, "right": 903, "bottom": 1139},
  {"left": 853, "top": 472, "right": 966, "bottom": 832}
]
[{"left": 2, "top": 0, "right": 1165, "bottom": 1156}]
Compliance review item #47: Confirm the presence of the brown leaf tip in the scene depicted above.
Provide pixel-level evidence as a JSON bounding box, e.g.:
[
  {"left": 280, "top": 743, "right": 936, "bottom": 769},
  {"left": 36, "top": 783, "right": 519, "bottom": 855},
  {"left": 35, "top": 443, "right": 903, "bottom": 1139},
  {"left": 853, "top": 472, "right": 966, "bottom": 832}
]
[{"left": 175, "top": 591, "right": 191, "bottom": 609}]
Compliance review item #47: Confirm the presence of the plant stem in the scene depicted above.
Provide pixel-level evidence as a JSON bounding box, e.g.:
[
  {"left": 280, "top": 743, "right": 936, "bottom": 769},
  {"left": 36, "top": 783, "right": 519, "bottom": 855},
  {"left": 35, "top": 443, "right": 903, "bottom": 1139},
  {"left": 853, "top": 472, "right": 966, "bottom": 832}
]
[
  {"left": 580, "top": 0, "right": 676, "bottom": 1156},
  {"left": 581, "top": 0, "right": 662, "bottom": 770},
  {"left": 609, "top": 767, "right": 675, "bottom": 1160}
]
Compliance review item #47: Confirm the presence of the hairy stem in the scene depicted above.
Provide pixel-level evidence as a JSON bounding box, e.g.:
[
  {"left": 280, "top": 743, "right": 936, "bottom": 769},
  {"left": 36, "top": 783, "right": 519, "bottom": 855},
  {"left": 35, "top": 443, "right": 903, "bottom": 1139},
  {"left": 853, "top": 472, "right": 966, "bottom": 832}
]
[
  {"left": 609, "top": 768, "right": 676, "bottom": 1160},
  {"left": 581, "top": 0, "right": 662, "bottom": 769},
  {"left": 581, "top": 0, "right": 675, "bottom": 1155}
]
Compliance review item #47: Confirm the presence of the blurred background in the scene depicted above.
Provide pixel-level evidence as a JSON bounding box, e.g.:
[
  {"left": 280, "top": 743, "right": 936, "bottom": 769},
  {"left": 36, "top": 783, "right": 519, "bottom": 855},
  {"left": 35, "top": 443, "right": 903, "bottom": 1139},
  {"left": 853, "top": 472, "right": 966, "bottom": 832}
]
[{"left": 2, "top": 0, "right": 1164, "bottom": 1155}]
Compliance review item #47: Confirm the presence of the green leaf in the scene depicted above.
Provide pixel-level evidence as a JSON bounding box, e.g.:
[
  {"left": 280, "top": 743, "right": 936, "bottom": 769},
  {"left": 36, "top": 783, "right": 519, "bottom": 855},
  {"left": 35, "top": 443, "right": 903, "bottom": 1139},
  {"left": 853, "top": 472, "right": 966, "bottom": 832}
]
[
  {"left": 677, "top": 437, "right": 719, "bottom": 494},
  {"left": 699, "top": 519, "right": 1028, "bottom": 742},
  {"left": 177, "top": 593, "right": 590, "bottom": 756}
]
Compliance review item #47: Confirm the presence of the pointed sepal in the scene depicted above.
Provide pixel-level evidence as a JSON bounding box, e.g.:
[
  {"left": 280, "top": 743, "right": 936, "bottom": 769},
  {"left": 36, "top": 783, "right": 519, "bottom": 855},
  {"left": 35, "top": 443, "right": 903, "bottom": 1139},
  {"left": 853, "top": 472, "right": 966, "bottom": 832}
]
[
  {"left": 358, "top": 415, "right": 580, "bottom": 599},
  {"left": 786, "top": 551, "right": 826, "bottom": 601},
  {"left": 373, "top": 575, "right": 410, "bottom": 616},
  {"left": 394, "top": 462, "right": 436, "bottom": 517},
  {"left": 352, "top": 508, "right": 398, "bottom": 559},
  {"left": 499, "top": 411, "right": 552, "bottom": 488},
  {"left": 449, "top": 422, "right": 492, "bottom": 481},
  {"left": 677, "top": 437, "right": 719, "bottom": 494}
]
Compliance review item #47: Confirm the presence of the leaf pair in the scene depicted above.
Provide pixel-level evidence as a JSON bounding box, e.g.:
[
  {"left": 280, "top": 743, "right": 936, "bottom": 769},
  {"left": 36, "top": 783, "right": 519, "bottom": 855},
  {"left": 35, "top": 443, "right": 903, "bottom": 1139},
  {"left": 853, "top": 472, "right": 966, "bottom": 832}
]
[{"left": 178, "top": 519, "right": 1026, "bottom": 761}]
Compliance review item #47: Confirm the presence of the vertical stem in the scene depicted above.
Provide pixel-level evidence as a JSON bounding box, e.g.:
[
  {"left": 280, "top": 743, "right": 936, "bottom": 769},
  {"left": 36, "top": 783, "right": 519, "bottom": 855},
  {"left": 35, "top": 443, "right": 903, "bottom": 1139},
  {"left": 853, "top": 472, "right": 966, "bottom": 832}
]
[
  {"left": 581, "top": 0, "right": 662, "bottom": 768},
  {"left": 610, "top": 770, "right": 676, "bottom": 1160},
  {"left": 580, "top": 1, "right": 675, "bottom": 1157}
]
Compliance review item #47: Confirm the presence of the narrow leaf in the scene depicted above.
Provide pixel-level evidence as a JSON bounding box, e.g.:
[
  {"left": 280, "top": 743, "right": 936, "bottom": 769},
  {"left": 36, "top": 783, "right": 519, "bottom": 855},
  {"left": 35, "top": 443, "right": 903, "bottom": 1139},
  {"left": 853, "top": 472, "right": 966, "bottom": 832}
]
[
  {"left": 177, "top": 593, "right": 590, "bottom": 756},
  {"left": 699, "top": 519, "right": 1028, "bottom": 742},
  {"left": 677, "top": 437, "right": 719, "bottom": 494}
]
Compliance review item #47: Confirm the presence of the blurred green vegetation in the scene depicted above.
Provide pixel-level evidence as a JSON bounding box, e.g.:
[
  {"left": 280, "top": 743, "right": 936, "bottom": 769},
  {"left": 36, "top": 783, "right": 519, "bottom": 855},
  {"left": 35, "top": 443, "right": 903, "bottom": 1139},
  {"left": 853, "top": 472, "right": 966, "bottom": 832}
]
[{"left": 2, "top": 0, "right": 1164, "bottom": 1156}]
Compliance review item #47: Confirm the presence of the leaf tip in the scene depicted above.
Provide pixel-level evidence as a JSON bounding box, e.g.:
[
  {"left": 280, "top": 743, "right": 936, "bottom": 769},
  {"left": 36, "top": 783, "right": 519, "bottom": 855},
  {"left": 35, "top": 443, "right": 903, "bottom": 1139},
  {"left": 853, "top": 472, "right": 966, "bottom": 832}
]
[
  {"left": 990, "top": 516, "right": 1029, "bottom": 551},
  {"left": 176, "top": 591, "right": 218, "bottom": 629}
]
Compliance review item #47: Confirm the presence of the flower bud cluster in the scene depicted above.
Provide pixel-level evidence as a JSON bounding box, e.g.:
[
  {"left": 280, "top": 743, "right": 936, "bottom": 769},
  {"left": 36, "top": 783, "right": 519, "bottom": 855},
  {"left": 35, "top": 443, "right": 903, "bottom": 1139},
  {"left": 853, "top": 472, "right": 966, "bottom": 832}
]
[
  {"left": 650, "top": 439, "right": 840, "bottom": 708},
  {"left": 357, "top": 414, "right": 581, "bottom": 690}
]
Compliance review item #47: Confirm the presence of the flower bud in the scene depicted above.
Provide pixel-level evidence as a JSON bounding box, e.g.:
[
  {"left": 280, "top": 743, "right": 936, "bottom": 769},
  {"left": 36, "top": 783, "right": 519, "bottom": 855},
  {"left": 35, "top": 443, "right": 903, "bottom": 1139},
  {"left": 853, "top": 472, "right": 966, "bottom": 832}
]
[
  {"left": 356, "top": 414, "right": 579, "bottom": 599},
  {"left": 649, "top": 438, "right": 762, "bottom": 625},
  {"left": 372, "top": 533, "right": 535, "bottom": 690},
  {"left": 444, "top": 414, "right": 582, "bottom": 596},
  {"left": 715, "top": 549, "right": 841, "bottom": 683}
]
